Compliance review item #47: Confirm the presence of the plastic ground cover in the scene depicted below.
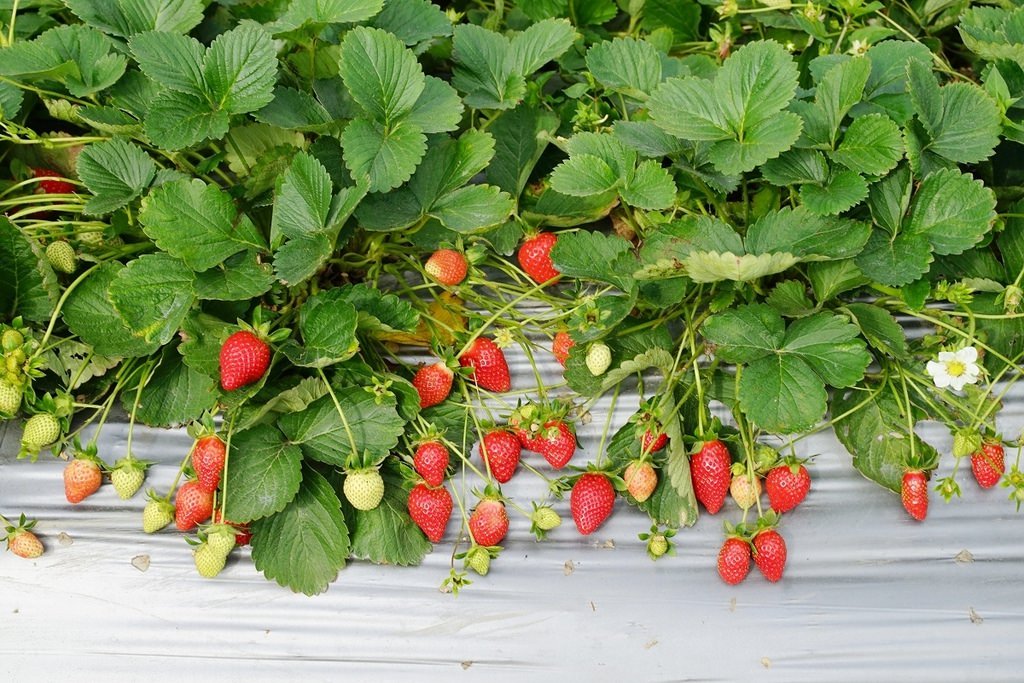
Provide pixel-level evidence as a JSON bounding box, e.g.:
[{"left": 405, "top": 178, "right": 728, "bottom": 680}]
[{"left": 2, "top": 351, "right": 1024, "bottom": 681}]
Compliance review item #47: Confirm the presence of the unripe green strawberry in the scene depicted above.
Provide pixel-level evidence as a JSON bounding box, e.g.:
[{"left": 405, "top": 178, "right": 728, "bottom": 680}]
[
  {"left": 466, "top": 546, "right": 491, "bottom": 576},
  {"left": 206, "top": 523, "right": 236, "bottom": 558},
  {"left": 45, "top": 240, "right": 77, "bottom": 274},
  {"left": 194, "top": 542, "right": 227, "bottom": 578},
  {"left": 953, "top": 428, "right": 982, "bottom": 459},
  {"left": 142, "top": 497, "right": 175, "bottom": 533},
  {"left": 343, "top": 469, "right": 385, "bottom": 511},
  {"left": 1, "top": 329, "right": 24, "bottom": 352},
  {"left": 0, "top": 379, "right": 22, "bottom": 415},
  {"left": 648, "top": 534, "right": 669, "bottom": 558},
  {"left": 110, "top": 458, "right": 146, "bottom": 500},
  {"left": 22, "top": 413, "right": 60, "bottom": 449},
  {"left": 77, "top": 230, "right": 104, "bottom": 250},
  {"left": 586, "top": 342, "right": 612, "bottom": 376},
  {"left": 531, "top": 506, "right": 562, "bottom": 531}
]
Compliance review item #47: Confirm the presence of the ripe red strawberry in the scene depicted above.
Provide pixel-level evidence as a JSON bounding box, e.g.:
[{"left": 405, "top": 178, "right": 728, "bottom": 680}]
[
  {"left": 8, "top": 529, "right": 44, "bottom": 559},
  {"left": 468, "top": 498, "right": 509, "bottom": 546},
  {"left": 765, "top": 462, "right": 811, "bottom": 513},
  {"left": 752, "top": 529, "right": 787, "bottom": 582},
  {"left": 412, "top": 362, "right": 454, "bottom": 408},
  {"left": 717, "top": 537, "right": 751, "bottom": 585},
  {"left": 552, "top": 331, "right": 574, "bottom": 366},
  {"left": 535, "top": 420, "right": 576, "bottom": 469},
  {"left": 424, "top": 249, "right": 468, "bottom": 286},
  {"left": 971, "top": 440, "right": 1005, "bottom": 489},
  {"left": 33, "top": 167, "right": 75, "bottom": 194},
  {"left": 518, "top": 232, "right": 560, "bottom": 284},
  {"left": 192, "top": 435, "right": 226, "bottom": 493},
  {"left": 479, "top": 429, "right": 521, "bottom": 483},
  {"left": 413, "top": 441, "right": 449, "bottom": 487},
  {"left": 570, "top": 472, "right": 616, "bottom": 535},
  {"left": 175, "top": 480, "right": 214, "bottom": 531},
  {"left": 219, "top": 330, "right": 271, "bottom": 392},
  {"left": 407, "top": 483, "right": 452, "bottom": 543},
  {"left": 691, "top": 440, "right": 732, "bottom": 514},
  {"left": 641, "top": 429, "right": 668, "bottom": 454},
  {"left": 64, "top": 458, "right": 102, "bottom": 504},
  {"left": 901, "top": 470, "right": 929, "bottom": 521},
  {"left": 624, "top": 460, "right": 657, "bottom": 502},
  {"left": 458, "top": 337, "right": 511, "bottom": 393}
]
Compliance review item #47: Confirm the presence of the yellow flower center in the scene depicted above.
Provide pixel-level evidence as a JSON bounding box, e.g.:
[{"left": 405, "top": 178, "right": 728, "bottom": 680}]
[{"left": 946, "top": 360, "right": 966, "bottom": 377}]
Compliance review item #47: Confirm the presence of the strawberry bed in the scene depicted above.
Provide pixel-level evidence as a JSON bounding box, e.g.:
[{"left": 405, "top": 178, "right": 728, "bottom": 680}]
[{"left": 2, "top": 0, "right": 1024, "bottom": 595}]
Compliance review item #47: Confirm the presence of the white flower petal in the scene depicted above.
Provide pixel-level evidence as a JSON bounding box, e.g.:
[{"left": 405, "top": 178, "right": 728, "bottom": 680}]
[
  {"left": 949, "top": 375, "right": 969, "bottom": 391},
  {"left": 933, "top": 372, "right": 952, "bottom": 388},
  {"left": 937, "top": 351, "right": 956, "bottom": 363},
  {"left": 958, "top": 346, "right": 979, "bottom": 363}
]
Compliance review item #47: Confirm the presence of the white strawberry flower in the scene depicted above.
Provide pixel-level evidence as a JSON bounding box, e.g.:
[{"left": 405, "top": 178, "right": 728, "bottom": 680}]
[{"left": 926, "top": 346, "right": 982, "bottom": 391}]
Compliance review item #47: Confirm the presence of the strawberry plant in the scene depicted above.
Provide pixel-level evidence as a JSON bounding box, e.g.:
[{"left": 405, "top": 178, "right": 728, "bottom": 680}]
[{"left": 2, "top": 0, "right": 1024, "bottom": 593}]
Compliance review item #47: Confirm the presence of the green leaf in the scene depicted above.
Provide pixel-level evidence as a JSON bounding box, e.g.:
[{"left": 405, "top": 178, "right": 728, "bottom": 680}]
[
  {"left": 0, "top": 25, "right": 127, "bottom": 97},
  {"left": 549, "top": 154, "right": 619, "bottom": 196},
  {"left": 549, "top": 230, "right": 636, "bottom": 292},
  {"left": 140, "top": 178, "right": 266, "bottom": 271},
  {"left": 203, "top": 22, "right": 277, "bottom": 115},
  {"left": 108, "top": 254, "right": 195, "bottom": 345},
  {"left": 833, "top": 386, "right": 938, "bottom": 493},
  {"left": 640, "top": 0, "right": 701, "bottom": 39},
  {"left": 279, "top": 389, "right": 405, "bottom": 465},
  {"left": 341, "top": 118, "right": 426, "bottom": 193},
  {"left": 178, "top": 312, "right": 229, "bottom": 379},
  {"left": 323, "top": 283, "right": 419, "bottom": 334},
  {"left": 451, "top": 24, "right": 521, "bottom": 110},
  {"left": 255, "top": 86, "right": 335, "bottom": 132},
  {"left": 129, "top": 31, "right": 206, "bottom": 96},
  {"left": 251, "top": 467, "right": 349, "bottom": 596},
  {"left": 707, "top": 112, "right": 803, "bottom": 175},
  {"left": 271, "top": 151, "right": 332, "bottom": 244},
  {"left": 740, "top": 354, "right": 826, "bottom": 433},
  {"left": 614, "top": 121, "right": 688, "bottom": 158},
  {"left": 855, "top": 230, "right": 933, "bottom": 287},
  {"left": 702, "top": 304, "right": 784, "bottom": 363},
  {"left": 484, "top": 106, "right": 557, "bottom": 198},
  {"left": 0, "top": 217, "right": 58, "bottom": 323},
  {"left": 782, "top": 313, "right": 871, "bottom": 388},
  {"left": 813, "top": 56, "right": 871, "bottom": 142},
  {"left": 132, "top": 346, "right": 217, "bottom": 427},
  {"left": 371, "top": 0, "right": 452, "bottom": 46},
  {"left": 273, "top": 233, "right": 333, "bottom": 286},
  {"left": 647, "top": 77, "right": 728, "bottom": 140},
  {"left": 0, "top": 82, "right": 24, "bottom": 120},
  {"left": 766, "top": 280, "right": 815, "bottom": 317},
  {"left": 621, "top": 159, "right": 676, "bottom": 210},
  {"left": 717, "top": 40, "right": 800, "bottom": 134},
  {"left": 75, "top": 138, "right": 156, "bottom": 215},
  {"left": 63, "top": 262, "right": 160, "bottom": 357},
  {"left": 145, "top": 90, "right": 230, "bottom": 150},
  {"left": 808, "top": 259, "right": 868, "bottom": 303},
  {"left": 586, "top": 37, "right": 662, "bottom": 97},
  {"left": 65, "top": 0, "right": 204, "bottom": 38},
  {"left": 405, "top": 76, "right": 464, "bottom": 134},
  {"left": 410, "top": 129, "right": 496, "bottom": 204},
  {"left": 843, "top": 303, "right": 907, "bottom": 358},
  {"left": 224, "top": 424, "right": 304, "bottom": 523},
  {"left": 509, "top": 18, "right": 575, "bottom": 76},
  {"left": 280, "top": 296, "right": 360, "bottom": 368},
  {"left": 908, "top": 59, "right": 1002, "bottom": 165},
  {"left": 867, "top": 164, "right": 912, "bottom": 233},
  {"left": 340, "top": 26, "right": 424, "bottom": 125},
  {"left": 905, "top": 168, "right": 997, "bottom": 256},
  {"left": 745, "top": 207, "right": 871, "bottom": 260},
  {"left": 271, "top": 0, "right": 384, "bottom": 34},
  {"left": 760, "top": 149, "right": 829, "bottom": 186},
  {"left": 429, "top": 184, "right": 514, "bottom": 232},
  {"left": 347, "top": 461, "right": 431, "bottom": 564},
  {"left": 829, "top": 113, "right": 904, "bottom": 176},
  {"left": 193, "top": 250, "right": 275, "bottom": 301},
  {"left": 224, "top": 123, "right": 306, "bottom": 176},
  {"left": 800, "top": 170, "right": 868, "bottom": 216}
]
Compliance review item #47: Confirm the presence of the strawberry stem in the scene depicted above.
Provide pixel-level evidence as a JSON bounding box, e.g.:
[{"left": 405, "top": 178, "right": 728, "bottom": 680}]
[{"left": 317, "top": 367, "right": 360, "bottom": 459}]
